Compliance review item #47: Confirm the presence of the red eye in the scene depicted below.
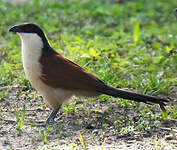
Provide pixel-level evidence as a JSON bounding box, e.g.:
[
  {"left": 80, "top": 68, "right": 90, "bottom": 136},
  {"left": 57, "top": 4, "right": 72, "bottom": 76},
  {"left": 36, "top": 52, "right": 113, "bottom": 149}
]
[{"left": 24, "top": 26, "right": 30, "bottom": 31}]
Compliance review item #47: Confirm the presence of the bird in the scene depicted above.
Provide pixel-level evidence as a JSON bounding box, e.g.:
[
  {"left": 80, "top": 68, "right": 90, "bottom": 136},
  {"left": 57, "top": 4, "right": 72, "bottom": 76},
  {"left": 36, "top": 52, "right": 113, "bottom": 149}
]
[{"left": 9, "top": 23, "right": 168, "bottom": 124}]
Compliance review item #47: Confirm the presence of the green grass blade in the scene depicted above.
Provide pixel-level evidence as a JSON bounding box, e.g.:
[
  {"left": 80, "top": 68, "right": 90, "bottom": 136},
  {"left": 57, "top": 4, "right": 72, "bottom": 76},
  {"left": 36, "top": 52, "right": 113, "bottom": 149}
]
[
  {"left": 14, "top": 106, "right": 19, "bottom": 122},
  {"left": 79, "top": 133, "right": 87, "bottom": 150},
  {"left": 160, "top": 105, "right": 168, "bottom": 121},
  {"left": 19, "top": 104, "right": 26, "bottom": 129},
  {"left": 133, "top": 22, "right": 140, "bottom": 45}
]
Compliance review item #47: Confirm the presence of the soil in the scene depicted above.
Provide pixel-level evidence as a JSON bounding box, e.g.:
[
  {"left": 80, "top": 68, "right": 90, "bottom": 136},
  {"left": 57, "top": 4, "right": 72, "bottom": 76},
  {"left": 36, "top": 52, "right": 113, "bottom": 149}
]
[{"left": 0, "top": 85, "right": 177, "bottom": 150}]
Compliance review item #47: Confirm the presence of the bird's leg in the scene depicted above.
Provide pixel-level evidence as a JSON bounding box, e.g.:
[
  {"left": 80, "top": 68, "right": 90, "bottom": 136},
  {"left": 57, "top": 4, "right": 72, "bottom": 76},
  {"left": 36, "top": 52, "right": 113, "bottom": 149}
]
[{"left": 46, "top": 105, "right": 61, "bottom": 124}]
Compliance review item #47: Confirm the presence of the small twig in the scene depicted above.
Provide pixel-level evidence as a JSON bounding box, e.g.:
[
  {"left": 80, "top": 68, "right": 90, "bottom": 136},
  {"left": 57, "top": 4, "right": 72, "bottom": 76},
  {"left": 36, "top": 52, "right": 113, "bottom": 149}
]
[
  {"left": 2, "top": 109, "right": 50, "bottom": 112},
  {"left": 0, "top": 117, "right": 46, "bottom": 129},
  {"left": 171, "top": 128, "right": 177, "bottom": 140},
  {"left": 159, "top": 127, "right": 177, "bottom": 133},
  {"left": 0, "top": 85, "right": 26, "bottom": 91},
  {"left": 0, "top": 118, "right": 16, "bottom": 123}
]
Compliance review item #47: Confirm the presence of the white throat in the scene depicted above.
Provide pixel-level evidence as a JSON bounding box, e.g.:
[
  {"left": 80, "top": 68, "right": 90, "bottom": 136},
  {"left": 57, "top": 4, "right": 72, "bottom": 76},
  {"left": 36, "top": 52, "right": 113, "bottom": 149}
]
[
  {"left": 18, "top": 33, "right": 43, "bottom": 61},
  {"left": 18, "top": 33, "right": 44, "bottom": 87}
]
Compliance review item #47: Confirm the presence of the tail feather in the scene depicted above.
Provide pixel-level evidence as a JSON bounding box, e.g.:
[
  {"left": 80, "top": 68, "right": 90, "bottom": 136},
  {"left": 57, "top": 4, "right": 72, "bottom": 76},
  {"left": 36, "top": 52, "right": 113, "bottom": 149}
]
[{"left": 98, "top": 86, "right": 168, "bottom": 106}]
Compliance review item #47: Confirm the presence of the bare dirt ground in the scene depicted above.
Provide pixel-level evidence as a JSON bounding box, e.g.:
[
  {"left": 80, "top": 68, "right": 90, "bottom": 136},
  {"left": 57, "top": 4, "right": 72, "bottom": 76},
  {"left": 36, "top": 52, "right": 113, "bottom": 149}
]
[{"left": 0, "top": 85, "right": 177, "bottom": 150}]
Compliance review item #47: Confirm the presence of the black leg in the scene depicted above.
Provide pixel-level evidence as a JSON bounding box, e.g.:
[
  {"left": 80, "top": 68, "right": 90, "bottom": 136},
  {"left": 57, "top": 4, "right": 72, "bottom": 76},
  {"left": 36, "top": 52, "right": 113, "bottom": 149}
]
[{"left": 46, "top": 105, "right": 61, "bottom": 124}]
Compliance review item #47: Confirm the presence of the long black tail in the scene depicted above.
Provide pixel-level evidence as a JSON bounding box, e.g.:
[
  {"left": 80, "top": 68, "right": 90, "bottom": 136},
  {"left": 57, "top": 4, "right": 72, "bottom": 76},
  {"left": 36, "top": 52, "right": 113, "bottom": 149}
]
[{"left": 99, "top": 86, "right": 168, "bottom": 106}]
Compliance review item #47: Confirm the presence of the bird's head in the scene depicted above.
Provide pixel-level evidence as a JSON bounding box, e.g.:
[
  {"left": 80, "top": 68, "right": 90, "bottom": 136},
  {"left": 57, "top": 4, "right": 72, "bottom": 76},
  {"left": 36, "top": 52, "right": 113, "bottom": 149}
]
[
  {"left": 9, "top": 23, "right": 49, "bottom": 47},
  {"left": 9, "top": 23, "right": 45, "bottom": 35}
]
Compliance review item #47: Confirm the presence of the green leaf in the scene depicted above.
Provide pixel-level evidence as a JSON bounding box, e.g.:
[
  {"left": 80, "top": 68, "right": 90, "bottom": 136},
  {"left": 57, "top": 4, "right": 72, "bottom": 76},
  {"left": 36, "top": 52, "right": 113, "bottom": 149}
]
[
  {"left": 133, "top": 22, "right": 140, "bottom": 45},
  {"left": 44, "top": 32, "right": 52, "bottom": 47},
  {"left": 19, "top": 104, "right": 26, "bottom": 129},
  {"left": 160, "top": 105, "right": 168, "bottom": 121},
  {"left": 89, "top": 48, "right": 100, "bottom": 58},
  {"left": 14, "top": 106, "right": 19, "bottom": 122}
]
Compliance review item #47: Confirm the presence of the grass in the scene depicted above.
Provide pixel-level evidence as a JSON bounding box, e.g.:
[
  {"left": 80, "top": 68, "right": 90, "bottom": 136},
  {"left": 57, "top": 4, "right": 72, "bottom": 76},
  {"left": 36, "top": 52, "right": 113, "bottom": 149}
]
[
  {"left": 14, "top": 104, "right": 26, "bottom": 134},
  {"left": 1, "top": 0, "right": 177, "bottom": 90},
  {"left": 0, "top": 0, "right": 177, "bottom": 149},
  {"left": 79, "top": 133, "right": 87, "bottom": 150}
]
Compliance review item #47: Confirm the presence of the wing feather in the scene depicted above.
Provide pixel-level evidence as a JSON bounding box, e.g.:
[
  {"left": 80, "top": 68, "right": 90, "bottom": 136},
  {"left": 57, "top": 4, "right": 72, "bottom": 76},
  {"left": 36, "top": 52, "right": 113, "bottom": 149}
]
[{"left": 39, "top": 49, "right": 105, "bottom": 92}]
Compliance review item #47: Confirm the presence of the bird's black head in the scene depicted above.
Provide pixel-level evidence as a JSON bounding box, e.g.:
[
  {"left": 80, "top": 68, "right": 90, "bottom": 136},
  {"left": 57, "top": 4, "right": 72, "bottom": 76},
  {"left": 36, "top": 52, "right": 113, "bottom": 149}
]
[
  {"left": 9, "top": 23, "right": 44, "bottom": 35},
  {"left": 9, "top": 23, "right": 49, "bottom": 47}
]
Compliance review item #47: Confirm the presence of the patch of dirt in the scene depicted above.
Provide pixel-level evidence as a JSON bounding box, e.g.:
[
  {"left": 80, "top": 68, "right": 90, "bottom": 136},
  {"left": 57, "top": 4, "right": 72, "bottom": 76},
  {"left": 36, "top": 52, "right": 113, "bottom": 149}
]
[{"left": 0, "top": 85, "right": 177, "bottom": 149}]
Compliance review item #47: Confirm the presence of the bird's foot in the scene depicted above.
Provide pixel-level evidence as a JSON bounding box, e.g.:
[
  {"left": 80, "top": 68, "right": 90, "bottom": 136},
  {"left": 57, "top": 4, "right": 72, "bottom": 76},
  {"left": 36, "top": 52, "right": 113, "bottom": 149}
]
[
  {"left": 45, "top": 106, "right": 61, "bottom": 125},
  {"left": 45, "top": 117, "right": 55, "bottom": 125}
]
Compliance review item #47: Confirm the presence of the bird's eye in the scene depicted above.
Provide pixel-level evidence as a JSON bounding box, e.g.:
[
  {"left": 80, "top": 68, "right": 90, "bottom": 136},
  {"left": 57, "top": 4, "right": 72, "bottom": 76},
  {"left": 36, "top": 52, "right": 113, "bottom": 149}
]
[{"left": 24, "top": 26, "right": 30, "bottom": 31}]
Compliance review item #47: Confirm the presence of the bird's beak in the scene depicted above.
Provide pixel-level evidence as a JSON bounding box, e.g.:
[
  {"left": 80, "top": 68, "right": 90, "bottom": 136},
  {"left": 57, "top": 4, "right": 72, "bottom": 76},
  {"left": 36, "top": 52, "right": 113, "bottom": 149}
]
[{"left": 9, "top": 25, "right": 22, "bottom": 34}]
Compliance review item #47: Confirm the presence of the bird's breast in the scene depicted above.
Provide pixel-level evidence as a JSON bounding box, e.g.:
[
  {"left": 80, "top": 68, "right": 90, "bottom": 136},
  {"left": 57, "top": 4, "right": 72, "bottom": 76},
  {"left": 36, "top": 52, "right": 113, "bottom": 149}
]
[{"left": 21, "top": 44, "right": 44, "bottom": 90}]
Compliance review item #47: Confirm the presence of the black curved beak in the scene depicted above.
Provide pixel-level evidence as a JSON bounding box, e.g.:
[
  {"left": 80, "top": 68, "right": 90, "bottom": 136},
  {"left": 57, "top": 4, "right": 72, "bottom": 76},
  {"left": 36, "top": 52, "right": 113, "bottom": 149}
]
[{"left": 9, "top": 25, "right": 22, "bottom": 34}]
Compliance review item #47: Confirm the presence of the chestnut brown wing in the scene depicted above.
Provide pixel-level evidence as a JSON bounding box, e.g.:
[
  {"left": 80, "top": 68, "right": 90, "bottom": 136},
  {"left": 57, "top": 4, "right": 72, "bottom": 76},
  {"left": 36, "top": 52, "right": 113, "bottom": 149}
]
[{"left": 39, "top": 50, "right": 105, "bottom": 92}]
